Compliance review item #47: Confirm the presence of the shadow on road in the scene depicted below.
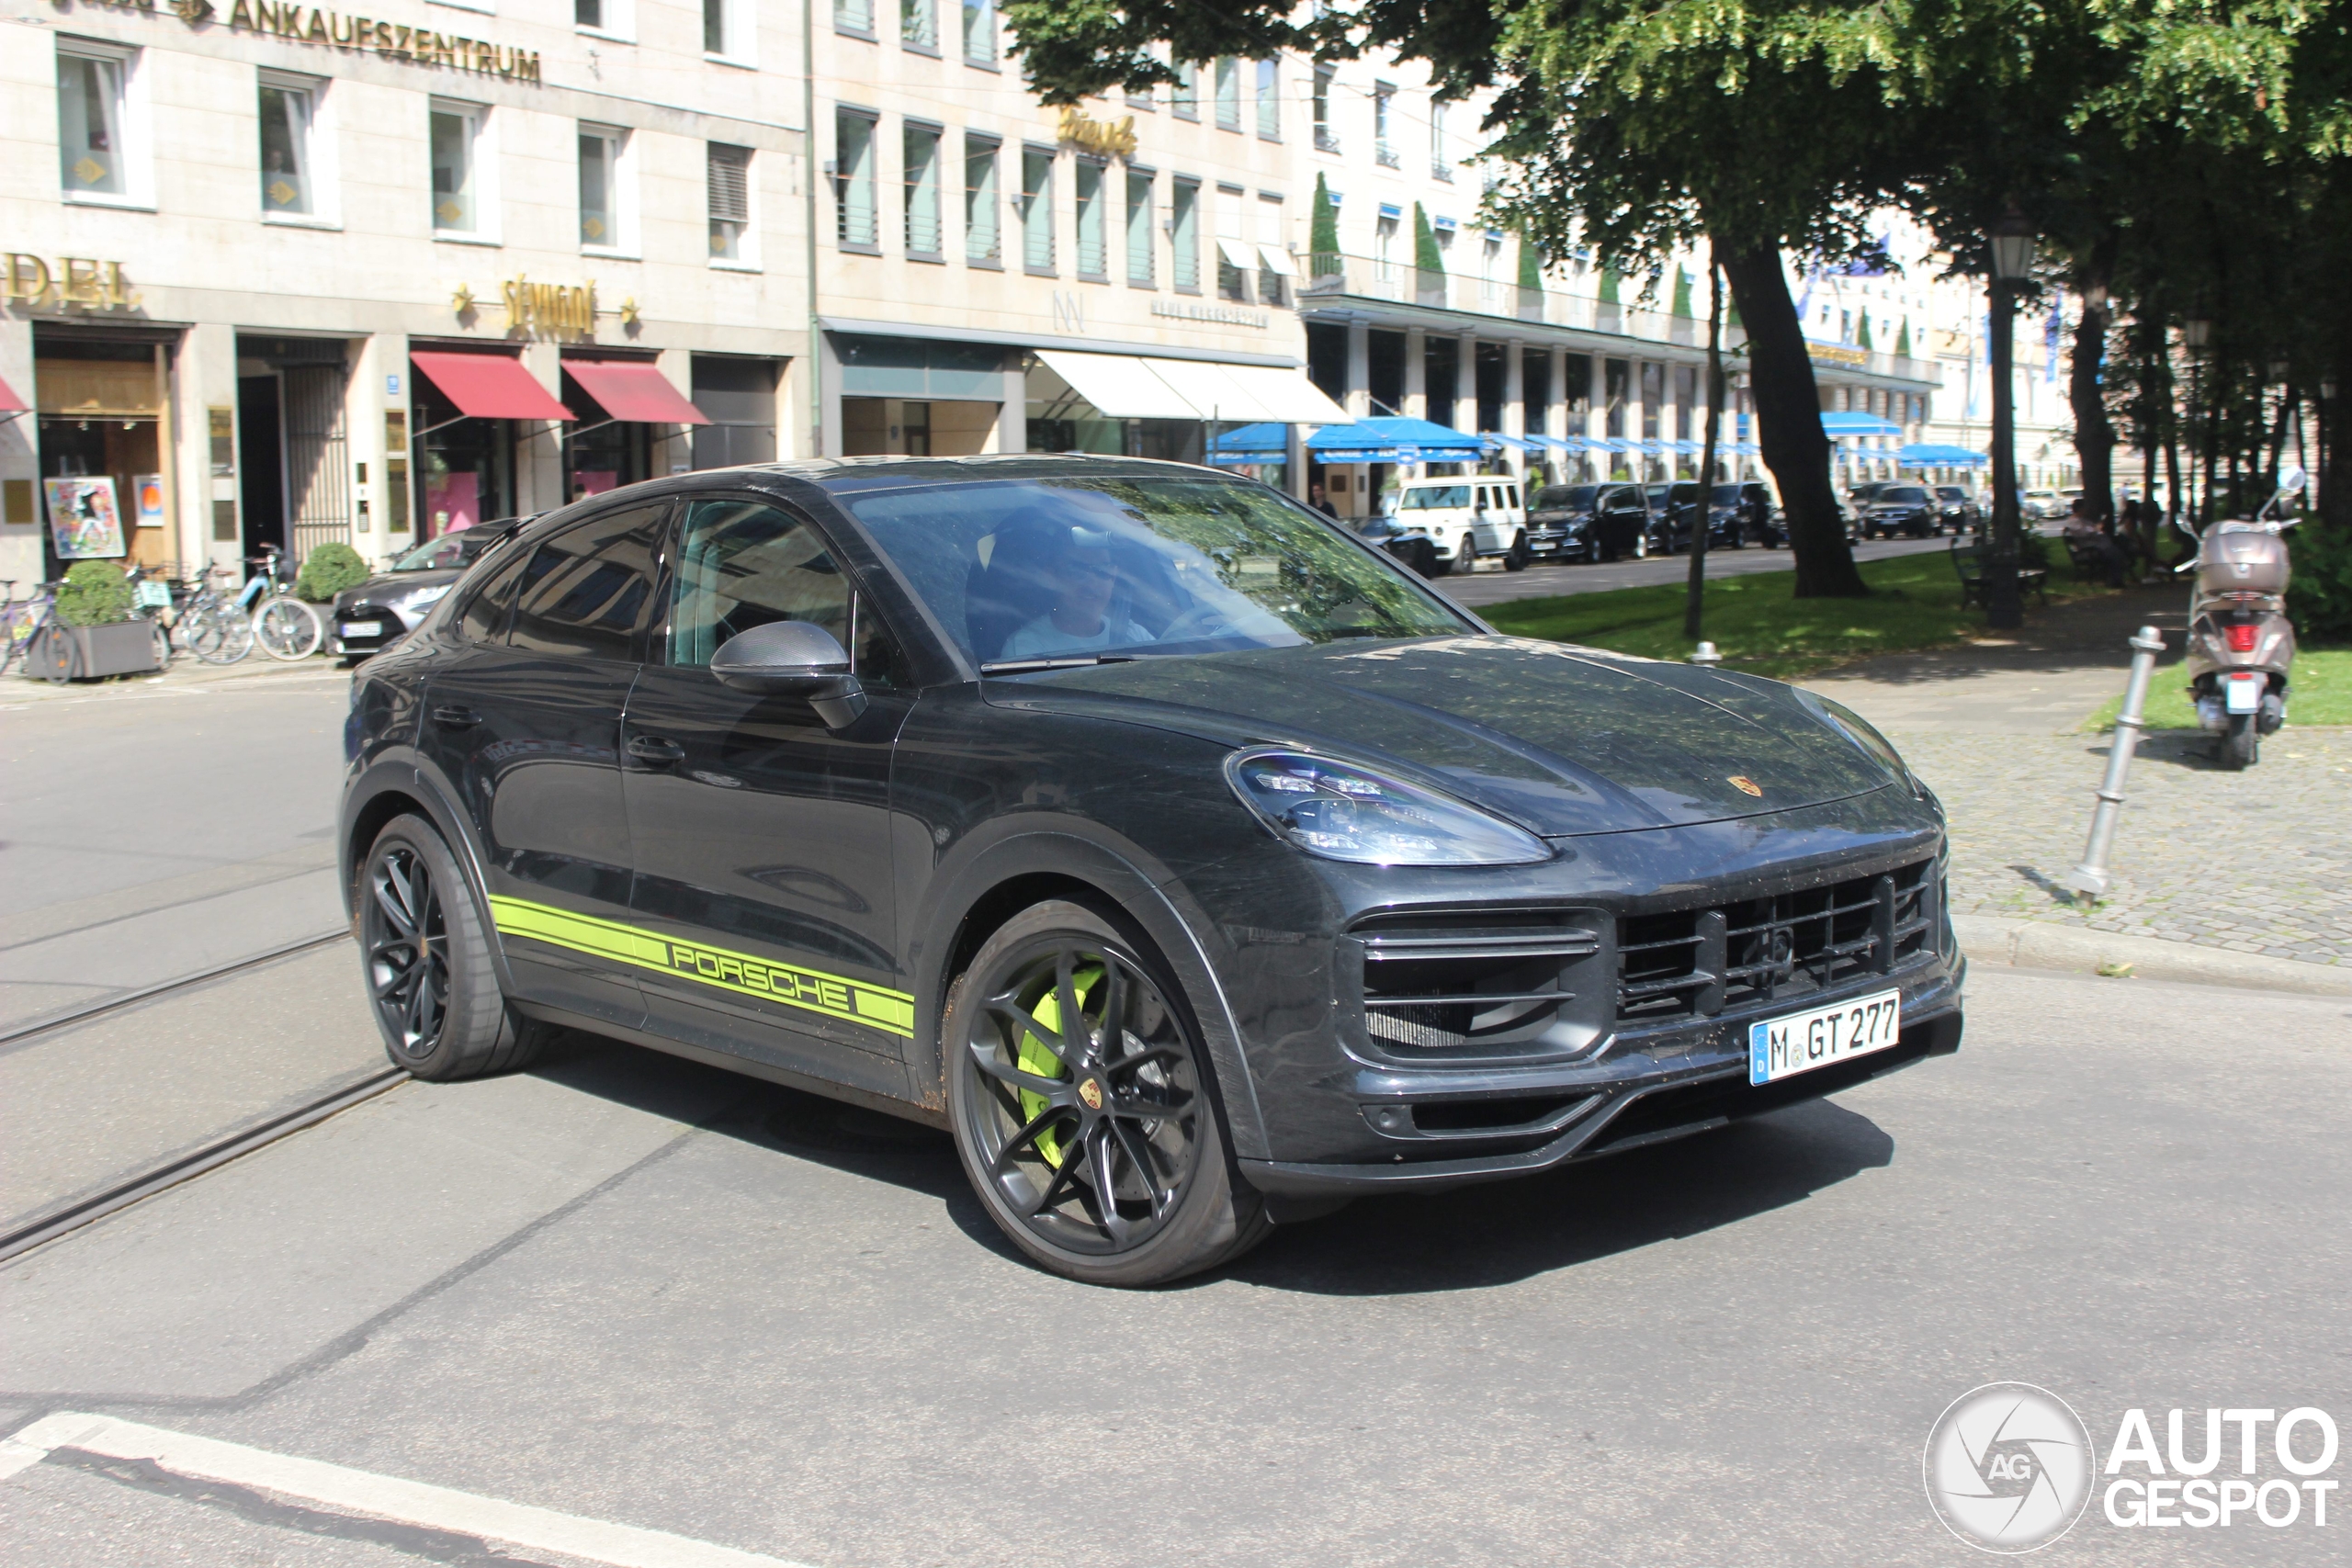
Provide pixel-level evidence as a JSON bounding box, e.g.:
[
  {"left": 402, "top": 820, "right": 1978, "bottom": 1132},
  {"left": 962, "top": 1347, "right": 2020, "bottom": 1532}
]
[{"left": 526, "top": 1030, "right": 1894, "bottom": 1292}]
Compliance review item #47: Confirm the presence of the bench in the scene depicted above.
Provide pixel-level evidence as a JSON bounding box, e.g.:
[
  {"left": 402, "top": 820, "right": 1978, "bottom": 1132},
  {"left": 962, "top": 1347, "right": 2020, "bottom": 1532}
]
[{"left": 1952, "top": 535, "right": 2050, "bottom": 611}]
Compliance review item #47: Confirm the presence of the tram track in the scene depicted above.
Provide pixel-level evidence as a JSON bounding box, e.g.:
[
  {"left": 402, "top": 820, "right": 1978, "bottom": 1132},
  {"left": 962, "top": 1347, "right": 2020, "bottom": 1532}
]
[{"left": 0, "top": 931, "right": 408, "bottom": 1263}]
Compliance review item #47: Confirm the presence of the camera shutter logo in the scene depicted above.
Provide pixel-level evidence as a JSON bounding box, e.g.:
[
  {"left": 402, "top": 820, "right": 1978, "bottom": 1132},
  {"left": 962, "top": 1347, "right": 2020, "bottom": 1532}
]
[{"left": 1924, "top": 1382, "right": 2097, "bottom": 1552}]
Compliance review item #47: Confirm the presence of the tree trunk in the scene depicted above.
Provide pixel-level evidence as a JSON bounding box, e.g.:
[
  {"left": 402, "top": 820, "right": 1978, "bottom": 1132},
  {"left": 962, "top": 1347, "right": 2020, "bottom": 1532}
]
[
  {"left": 2068, "top": 285, "right": 2114, "bottom": 522},
  {"left": 1685, "top": 246, "right": 1725, "bottom": 643},
  {"left": 1719, "top": 243, "right": 1867, "bottom": 597}
]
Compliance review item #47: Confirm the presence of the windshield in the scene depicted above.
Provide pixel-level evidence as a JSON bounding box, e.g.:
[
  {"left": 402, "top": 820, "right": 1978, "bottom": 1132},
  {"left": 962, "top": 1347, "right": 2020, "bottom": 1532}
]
[
  {"left": 1936, "top": 488, "right": 1966, "bottom": 502},
  {"left": 1710, "top": 484, "right": 1747, "bottom": 505},
  {"left": 1396, "top": 485, "right": 1472, "bottom": 511},
  {"left": 390, "top": 535, "right": 471, "bottom": 571},
  {"left": 1880, "top": 487, "right": 1931, "bottom": 504},
  {"left": 1535, "top": 486, "right": 1597, "bottom": 510},
  {"left": 841, "top": 475, "right": 1472, "bottom": 668}
]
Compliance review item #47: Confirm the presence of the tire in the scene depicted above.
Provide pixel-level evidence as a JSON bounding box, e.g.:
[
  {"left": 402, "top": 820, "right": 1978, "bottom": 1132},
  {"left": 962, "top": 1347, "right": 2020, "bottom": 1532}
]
[
  {"left": 2220, "top": 714, "right": 2259, "bottom": 771},
  {"left": 944, "top": 898, "right": 1272, "bottom": 1288},
  {"left": 1504, "top": 532, "right": 1530, "bottom": 570},
  {"left": 1406, "top": 540, "right": 1438, "bottom": 579},
  {"left": 28, "top": 624, "right": 77, "bottom": 684},
  {"left": 189, "top": 604, "right": 254, "bottom": 664},
  {"left": 358, "top": 814, "right": 548, "bottom": 1080},
  {"left": 254, "top": 595, "right": 323, "bottom": 660},
  {"left": 1427, "top": 547, "right": 1453, "bottom": 577},
  {"left": 149, "top": 621, "right": 174, "bottom": 670}
]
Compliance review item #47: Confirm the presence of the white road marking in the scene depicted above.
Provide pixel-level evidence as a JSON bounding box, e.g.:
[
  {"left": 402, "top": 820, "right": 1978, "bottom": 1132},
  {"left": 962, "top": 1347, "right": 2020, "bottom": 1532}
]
[{"left": 0, "top": 1412, "right": 816, "bottom": 1568}]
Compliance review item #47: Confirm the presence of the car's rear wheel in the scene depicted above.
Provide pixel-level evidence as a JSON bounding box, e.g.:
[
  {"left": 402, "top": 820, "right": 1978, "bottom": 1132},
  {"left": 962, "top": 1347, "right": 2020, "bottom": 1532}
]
[
  {"left": 944, "top": 899, "right": 1270, "bottom": 1287},
  {"left": 1504, "top": 532, "right": 1530, "bottom": 570},
  {"left": 360, "top": 814, "right": 548, "bottom": 1080}
]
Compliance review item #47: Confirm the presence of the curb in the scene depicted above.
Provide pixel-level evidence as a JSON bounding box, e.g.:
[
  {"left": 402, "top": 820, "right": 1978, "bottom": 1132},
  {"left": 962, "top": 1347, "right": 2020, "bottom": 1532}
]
[{"left": 1953, "top": 914, "right": 2352, "bottom": 997}]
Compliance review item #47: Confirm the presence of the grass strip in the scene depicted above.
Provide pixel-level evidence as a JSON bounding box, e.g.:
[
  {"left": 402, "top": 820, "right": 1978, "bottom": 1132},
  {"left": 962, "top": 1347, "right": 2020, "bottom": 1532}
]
[
  {"left": 2084, "top": 646, "right": 2352, "bottom": 730},
  {"left": 1481, "top": 547, "right": 2115, "bottom": 680}
]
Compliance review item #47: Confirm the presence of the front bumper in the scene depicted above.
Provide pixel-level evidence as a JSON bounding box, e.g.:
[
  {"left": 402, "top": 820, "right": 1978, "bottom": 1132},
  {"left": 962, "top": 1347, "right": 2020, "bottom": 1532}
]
[
  {"left": 1240, "top": 976, "right": 1960, "bottom": 1196},
  {"left": 331, "top": 603, "right": 410, "bottom": 658}
]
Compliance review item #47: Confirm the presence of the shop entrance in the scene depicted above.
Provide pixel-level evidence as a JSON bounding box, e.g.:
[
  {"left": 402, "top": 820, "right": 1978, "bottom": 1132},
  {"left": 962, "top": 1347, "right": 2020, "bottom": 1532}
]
[
  {"left": 31, "top": 325, "right": 173, "bottom": 576},
  {"left": 236, "top": 336, "right": 353, "bottom": 567},
  {"left": 842, "top": 397, "right": 995, "bottom": 457}
]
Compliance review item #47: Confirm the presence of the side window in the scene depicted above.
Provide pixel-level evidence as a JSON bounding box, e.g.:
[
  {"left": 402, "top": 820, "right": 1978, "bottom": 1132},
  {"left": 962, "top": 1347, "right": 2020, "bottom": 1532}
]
[
  {"left": 665, "top": 498, "right": 905, "bottom": 685},
  {"left": 457, "top": 541, "right": 532, "bottom": 643},
  {"left": 509, "top": 503, "right": 667, "bottom": 660}
]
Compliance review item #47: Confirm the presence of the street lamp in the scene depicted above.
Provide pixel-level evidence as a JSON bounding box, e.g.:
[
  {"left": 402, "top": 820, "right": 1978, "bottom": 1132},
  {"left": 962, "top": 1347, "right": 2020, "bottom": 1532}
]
[{"left": 1984, "top": 205, "right": 2036, "bottom": 629}]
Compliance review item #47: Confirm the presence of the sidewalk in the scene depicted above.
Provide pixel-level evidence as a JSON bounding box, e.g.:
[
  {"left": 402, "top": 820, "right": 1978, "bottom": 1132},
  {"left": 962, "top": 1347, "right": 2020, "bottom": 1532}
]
[
  {"left": 1, "top": 650, "right": 345, "bottom": 710},
  {"left": 1805, "top": 591, "right": 2351, "bottom": 976}
]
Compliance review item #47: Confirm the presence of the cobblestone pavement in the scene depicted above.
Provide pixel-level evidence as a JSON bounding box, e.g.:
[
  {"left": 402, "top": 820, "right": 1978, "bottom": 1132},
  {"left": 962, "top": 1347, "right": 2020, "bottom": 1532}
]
[{"left": 1890, "top": 720, "right": 2352, "bottom": 967}]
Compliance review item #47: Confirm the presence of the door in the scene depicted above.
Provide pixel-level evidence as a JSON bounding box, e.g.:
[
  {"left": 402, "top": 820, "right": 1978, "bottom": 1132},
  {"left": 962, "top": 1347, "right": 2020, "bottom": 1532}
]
[
  {"left": 621, "top": 495, "right": 918, "bottom": 1100},
  {"left": 416, "top": 502, "right": 669, "bottom": 1030}
]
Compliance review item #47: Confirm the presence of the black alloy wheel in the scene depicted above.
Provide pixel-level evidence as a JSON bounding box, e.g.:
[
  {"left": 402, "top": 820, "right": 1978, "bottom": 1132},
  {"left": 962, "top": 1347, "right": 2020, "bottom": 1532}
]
[
  {"left": 358, "top": 815, "right": 547, "bottom": 1079},
  {"left": 945, "top": 900, "right": 1269, "bottom": 1285},
  {"left": 1504, "top": 532, "right": 1531, "bottom": 570}
]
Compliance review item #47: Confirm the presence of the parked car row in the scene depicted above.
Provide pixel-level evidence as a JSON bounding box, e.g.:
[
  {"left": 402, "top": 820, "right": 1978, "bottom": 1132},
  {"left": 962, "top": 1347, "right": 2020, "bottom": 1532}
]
[{"left": 1840, "top": 482, "right": 1985, "bottom": 540}]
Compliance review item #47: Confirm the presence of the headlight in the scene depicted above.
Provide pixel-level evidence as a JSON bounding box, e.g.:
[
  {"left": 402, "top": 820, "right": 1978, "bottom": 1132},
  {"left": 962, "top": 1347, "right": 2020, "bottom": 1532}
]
[
  {"left": 396, "top": 583, "right": 453, "bottom": 614},
  {"left": 1224, "top": 749, "right": 1550, "bottom": 866}
]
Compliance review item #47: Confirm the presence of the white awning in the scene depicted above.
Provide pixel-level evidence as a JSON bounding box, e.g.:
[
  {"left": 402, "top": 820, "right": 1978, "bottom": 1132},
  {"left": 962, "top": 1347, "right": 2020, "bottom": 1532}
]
[
  {"left": 1036, "top": 350, "right": 1354, "bottom": 426},
  {"left": 1033, "top": 350, "right": 1201, "bottom": 421},
  {"left": 1215, "top": 237, "right": 1255, "bottom": 271},
  {"left": 1257, "top": 246, "right": 1296, "bottom": 277}
]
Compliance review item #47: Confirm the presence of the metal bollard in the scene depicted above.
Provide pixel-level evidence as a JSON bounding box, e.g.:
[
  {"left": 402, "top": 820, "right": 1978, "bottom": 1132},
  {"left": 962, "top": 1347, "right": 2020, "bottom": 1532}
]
[
  {"left": 1689, "top": 641, "right": 1722, "bottom": 666},
  {"left": 2067, "top": 626, "right": 2166, "bottom": 897}
]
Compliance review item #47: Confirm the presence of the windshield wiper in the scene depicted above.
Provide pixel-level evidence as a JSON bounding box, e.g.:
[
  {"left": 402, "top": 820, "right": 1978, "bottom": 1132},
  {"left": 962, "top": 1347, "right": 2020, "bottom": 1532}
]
[{"left": 978, "top": 654, "right": 1142, "bottom": 674}]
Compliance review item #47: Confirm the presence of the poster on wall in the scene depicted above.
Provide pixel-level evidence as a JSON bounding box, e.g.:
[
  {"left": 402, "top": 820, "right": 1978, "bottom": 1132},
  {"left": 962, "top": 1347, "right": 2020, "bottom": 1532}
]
[
  {"left": 44, "top": 477, "right": 126, "bottom": 559},
  {"left": 133, "top": 474, "right": 166, "bottom": 531}
]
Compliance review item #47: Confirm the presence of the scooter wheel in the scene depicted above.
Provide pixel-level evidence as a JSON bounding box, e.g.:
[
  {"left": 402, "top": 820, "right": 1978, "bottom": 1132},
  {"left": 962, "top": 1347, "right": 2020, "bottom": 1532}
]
[{"left": 2220, "top": 714, "right": 2258, "bottom": 771}]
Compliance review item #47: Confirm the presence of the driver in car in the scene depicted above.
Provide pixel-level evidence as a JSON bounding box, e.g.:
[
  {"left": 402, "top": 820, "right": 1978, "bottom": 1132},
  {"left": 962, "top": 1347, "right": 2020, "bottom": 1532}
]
[{"left": 999, "top": 525, "right": 1155, "bottom": 660}]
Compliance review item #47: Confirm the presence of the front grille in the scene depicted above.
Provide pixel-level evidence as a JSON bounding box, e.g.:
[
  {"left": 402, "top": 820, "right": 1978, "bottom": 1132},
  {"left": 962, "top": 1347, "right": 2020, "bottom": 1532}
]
[
  {"left": 1617, "top": 859, "right": 1936, "bottom": 1023},
  {"left": 1350, "top": 909, "right": 1606, "bottom": 1057}
]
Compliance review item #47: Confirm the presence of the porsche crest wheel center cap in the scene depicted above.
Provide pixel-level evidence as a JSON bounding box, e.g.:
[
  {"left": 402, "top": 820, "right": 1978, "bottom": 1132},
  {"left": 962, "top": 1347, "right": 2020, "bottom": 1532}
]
[{"left": 1078, "top": 1077, "right": 1104, "bottom": 1111}]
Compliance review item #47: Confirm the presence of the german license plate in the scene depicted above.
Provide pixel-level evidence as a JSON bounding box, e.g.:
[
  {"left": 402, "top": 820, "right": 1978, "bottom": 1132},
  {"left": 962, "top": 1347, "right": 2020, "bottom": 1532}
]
[
  {"left": 2224, "top": 675, "right": 2262, "bottom": 713},
  {"left": 1748, "top": 988, "right": 1902, "bottom": 1086},
  {"left": 339, "top": 620, "right": 381, "bottom": 637}
]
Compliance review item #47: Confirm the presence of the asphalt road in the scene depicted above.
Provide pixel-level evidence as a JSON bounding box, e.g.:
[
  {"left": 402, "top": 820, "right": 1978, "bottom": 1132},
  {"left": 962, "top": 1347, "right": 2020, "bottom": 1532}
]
[
  {"left": 1433, "top": 532, "right": 1953, "bottom": 612},
  {"left": 3, "top": 966, "right": 2346, "bottom": 1566}
]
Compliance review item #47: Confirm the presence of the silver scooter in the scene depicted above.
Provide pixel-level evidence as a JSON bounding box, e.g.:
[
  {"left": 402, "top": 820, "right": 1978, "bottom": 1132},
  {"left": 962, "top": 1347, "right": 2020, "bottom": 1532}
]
[{"left": 2176, "top": 463, "right": 2304, "bottom": 770}]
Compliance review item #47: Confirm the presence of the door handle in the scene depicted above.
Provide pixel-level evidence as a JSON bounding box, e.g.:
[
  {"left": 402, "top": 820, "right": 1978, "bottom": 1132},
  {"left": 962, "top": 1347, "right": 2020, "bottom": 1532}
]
[
  {"left": 627, "top": 735, "right": 685, "bottom": 764},
  {"left": 432, "top": 705, "right": 481, "bottom": 728}
]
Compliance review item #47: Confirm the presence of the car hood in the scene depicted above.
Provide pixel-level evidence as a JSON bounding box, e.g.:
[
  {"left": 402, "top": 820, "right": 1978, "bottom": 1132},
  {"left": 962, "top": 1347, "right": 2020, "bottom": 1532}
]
[{"left": 984, "top": 637, "right": 1899, "bottom": 837}]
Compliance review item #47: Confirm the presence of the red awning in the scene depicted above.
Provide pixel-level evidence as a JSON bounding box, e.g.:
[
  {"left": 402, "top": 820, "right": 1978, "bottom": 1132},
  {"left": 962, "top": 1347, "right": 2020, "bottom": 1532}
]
[
  {"left": 564, "top": 360, "right": 711, "bottom": 425},
  {"left": 410, "top": 351, "right": 572, "bottom": 422},
  {"left": 0, "top": 373, "right": 26, "bottom": 413}
]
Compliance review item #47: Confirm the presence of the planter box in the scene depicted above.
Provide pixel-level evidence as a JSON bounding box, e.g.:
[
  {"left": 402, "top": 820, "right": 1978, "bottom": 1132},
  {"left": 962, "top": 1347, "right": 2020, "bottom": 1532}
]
[{"left": 37, "top": 620, "right": 166, "bottom": 680}]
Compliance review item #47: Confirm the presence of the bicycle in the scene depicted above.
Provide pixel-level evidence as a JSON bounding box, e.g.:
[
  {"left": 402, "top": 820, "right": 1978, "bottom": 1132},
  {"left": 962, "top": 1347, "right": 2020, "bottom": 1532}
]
[
  {"left": 239, "top": 546, "right": 324, "bottom": 661},
  {"left": 0, "top": 580, "right": 60, "bottom": 680},
  {"left": 124, "top": 560, "right": 178, "bottom": 671},
  {"left": 175, "top": 564, "right": 256, "bottom": 665}
]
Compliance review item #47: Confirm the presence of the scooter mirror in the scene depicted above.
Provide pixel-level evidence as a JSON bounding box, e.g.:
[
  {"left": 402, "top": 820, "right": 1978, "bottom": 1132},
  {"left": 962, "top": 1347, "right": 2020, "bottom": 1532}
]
[{"left": 2278, "top": 462, "right": 2308, "bottom": 496}]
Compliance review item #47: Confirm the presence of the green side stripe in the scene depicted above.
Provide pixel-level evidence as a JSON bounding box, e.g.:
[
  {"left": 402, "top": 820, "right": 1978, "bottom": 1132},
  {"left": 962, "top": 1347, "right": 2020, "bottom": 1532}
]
[{"left": 487, "top": 896, "right": 915, "bottom": 1039}]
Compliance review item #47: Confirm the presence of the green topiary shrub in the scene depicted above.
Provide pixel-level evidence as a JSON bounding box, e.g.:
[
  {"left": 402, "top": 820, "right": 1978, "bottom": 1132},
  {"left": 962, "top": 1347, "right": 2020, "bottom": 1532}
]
[
  {"left": 2287, "top": 525, "right": 2352, "bottom": 641},
  {"left": 55, "top": 559, "right": 133, "bottom": 626},
  {"left": 295, "top": 541, "right": 371, "bottom": 603},
  {"left": 1309, "top": 173, "right": 1340, "bottom": 279}
]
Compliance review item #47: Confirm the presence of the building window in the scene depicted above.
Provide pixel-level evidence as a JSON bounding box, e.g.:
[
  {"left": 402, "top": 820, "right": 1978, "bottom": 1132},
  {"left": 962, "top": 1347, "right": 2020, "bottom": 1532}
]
[
  {"left": 1216, "top": 184, "right": 1249, "bottom": 302},
  {"left": 429, "top": 103, "right": 483, "bottom": 233},
  {"left": 1374, "top": 210, "right": 1398, "bottom": 283},
  {"left": 961, "top": 0, "right": 994, "bottom": 64},
  {"left": 1214, "top": 58, "right": 1239, "bottom": 130},
  {"left": 964, "top": 135, "right": 1000, "bottom": 263},
  {"left": 1124, "top": 167, "right": 1154, "bottom": 287},
  {"left": 1020, "top": 146, "right": 1055, "bottom": 273},
  {"left": 1312, "top": 65, "right": 1338, "bottom": 152},
  {"left": 1172, "top": 61, "right": 1198, "bottom": 119},
  {"left": 709, "top": 141, "right": 752, "bottom": 259},
  {"left": 1430, "top": 100, "right": 1452, "bottom": 180},
  {"left": 832, "top": 113, "right": 876, "bottom": 249},
  {"left": 258, "top": 76, "right": 319, "bottom": 216},
  {"left": 704, "top": 0, "right": 728, "bottom": 53},
  {"left": 900, "top": 0, "right": 935, "bottom": 50},
  {"left": 1170, "top": 177, "right": 1199, "bottom": 291},
  {"left": 1074, "top": 160, "right": 1110, "bottom": 279},
  {"left": 836, "top": 0, "right": 873, "bottom": 35},
  {"left": 1373, "top": 84, "right": 1396, "bottom": 167},
  {"left": 1255, "top": 60, "right": 1280, "bottom": 140},
  {"left": 903, "top": 123, "right": 943, "bottom": 257},
  {"left": 577, "top": 0, "right": 603, "bottom": 23},
  {"left": 1256, "top": 192, "right": 1288, "bottom": 307},
  {"left": 579, "top": 124, "right": 626, "bottom": 249},
  {"left": 58, "top": 47, "right": 132, "bottom": 199}
]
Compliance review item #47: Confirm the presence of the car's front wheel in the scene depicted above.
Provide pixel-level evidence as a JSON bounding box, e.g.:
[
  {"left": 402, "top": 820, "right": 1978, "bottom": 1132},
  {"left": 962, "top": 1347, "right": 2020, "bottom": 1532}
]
[
  {"left": 359, "top": 815, "right": 549, "bottom": 1080},
  {"left": 944, "top": 899, "right": 1270, "bottom": 1287}
]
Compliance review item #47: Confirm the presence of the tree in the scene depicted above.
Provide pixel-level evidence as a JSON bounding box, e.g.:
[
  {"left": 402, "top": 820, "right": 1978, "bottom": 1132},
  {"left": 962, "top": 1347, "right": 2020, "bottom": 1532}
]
[
  {"left": 1412, "top": 201, "right": 1443, "bottom": 277},
  {"left": 1310, "top": 172, "right": 1341, "bottom": 279},
  {"left": 1895, "top": 319, "right": 1912, "bottom": 359},
  {"left": 1857, "top": 311, "right": 1873, "bottom": 352}
]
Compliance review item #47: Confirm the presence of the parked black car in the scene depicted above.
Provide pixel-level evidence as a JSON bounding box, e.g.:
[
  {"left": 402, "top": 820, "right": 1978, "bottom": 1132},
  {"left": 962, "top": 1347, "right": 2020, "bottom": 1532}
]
[
  {"left": 1712, "top": 481, "right": 1782, "bottom": 547},
  {"left": 339, "top": 456, "right": 1962, "bottom": 1286},
  {"left": 1933, "top": 486, "right": 1983, "bottom": 535},
  {"left": 331, "top": 519, "right": 531, "bottom": 660},
  {"left": 1526, "top": 484, "right": 1601, "bottom": 561},
  {"left": 1860, "top": 484, "right": 1943, "bottom": 539},
  {"left": 1350, "top": 513, "right": 1440, "bottom": 578},
  {"left": 1647, "top": 481, "right": 1752, "bottom": 553}
]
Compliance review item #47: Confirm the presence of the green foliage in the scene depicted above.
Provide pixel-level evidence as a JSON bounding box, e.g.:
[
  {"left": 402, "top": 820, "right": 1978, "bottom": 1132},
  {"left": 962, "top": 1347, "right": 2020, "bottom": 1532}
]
[
  {"left": 2287, "top": 526, "right": 2352, "bottom": 642},
  {"left": 54, "top": 560, "right": 132, "bottom": 627},
  {"left": 1894, "top": 319, "right": 1911, "bottom": 357},
  {"left": 295, "top": 541, "right": 370, "bottom": 604},
  {"left": 1670, "top": 267, "right": 1693, "bottom": 318},
  {"left": 1412, "top": 202, "right": 1443, "bottom": 276},
  {"left": 1857, "top": 311, "right": 1874, "bottom": 351},
  {"left": 1599, "top": 265, "right": 1621, "bottom": 305},
  {"left": 2087, "top": 648, "right": 2352, "bottom": 730},
  {"left": 1308, "top": 173, "right": 1340, "bottom": 276},
  {"left": 1517, "top": 234, "right": 1542, "bottom": 291}
]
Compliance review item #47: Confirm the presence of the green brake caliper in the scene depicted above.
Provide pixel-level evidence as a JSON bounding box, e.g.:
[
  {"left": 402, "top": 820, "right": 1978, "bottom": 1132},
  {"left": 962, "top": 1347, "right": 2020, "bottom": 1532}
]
[{"left": 1017, "top": 965, "right": 1102, "bottom": 1168}]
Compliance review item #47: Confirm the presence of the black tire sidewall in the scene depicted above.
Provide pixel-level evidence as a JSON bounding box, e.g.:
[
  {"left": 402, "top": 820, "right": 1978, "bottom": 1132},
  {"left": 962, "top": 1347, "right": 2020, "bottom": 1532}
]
[
  {"left": 944, "top": 898, "right": 1261, "bottom": 1287},
  {"left": 361, "top": 815, "right": 514, "bottom": 1079}
]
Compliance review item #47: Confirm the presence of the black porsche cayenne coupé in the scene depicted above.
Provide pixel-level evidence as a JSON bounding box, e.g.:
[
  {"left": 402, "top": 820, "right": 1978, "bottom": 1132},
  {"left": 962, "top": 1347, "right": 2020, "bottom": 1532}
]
[{"left": 340, "top": 456, "right": 1962, "bottom": 1285}]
